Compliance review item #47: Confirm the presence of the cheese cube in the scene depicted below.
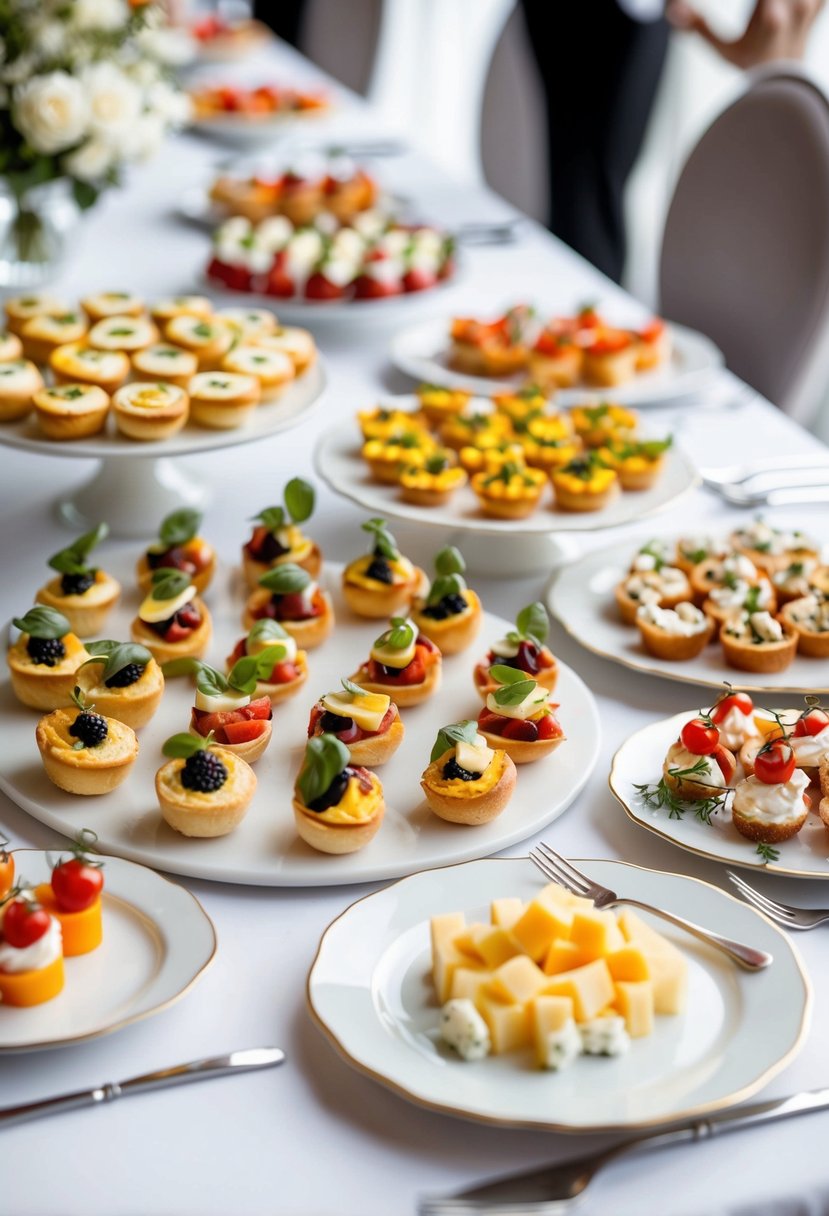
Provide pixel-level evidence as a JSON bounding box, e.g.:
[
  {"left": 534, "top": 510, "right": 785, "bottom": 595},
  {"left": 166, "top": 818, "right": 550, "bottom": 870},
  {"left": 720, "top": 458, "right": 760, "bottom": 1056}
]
[
  {"left": 431, "top": 913, "right": 467, "bottom": 1003},
  {"left": 474, "top": 926, "right": 521, "bottom": 969},
  {"left": 614, "top": 981, "right": 655, "bottom": 1038},
  {"left": 569, "top": 908, "right": 626, "bottom": 957},
  {"left": 617, "top": 910, "right": 687, "bottom": 1014},
  {"left": 490, "top": 897, "right": 525, "bottom": 931},
  {"left": 511, "top": 896, "right": 573, "bottom": 961},
  {"left": 539, "top": 883, "right": 595, "bottom": 912},
  {"left": 449, "top": 967, "right": 491, "bottom": 1003},
  {"left": 488, "top": 955, "right": 548, "bottom": 1005},
  {"left": 453, "top": 923, "right": 489, "bottom": 961},
  {"left": 606, "top": 946, "right": 650, "bottom": 983},
  {"left": 542, "top": 959, "right": 615, "bottom": 1022},
  {"left": 440, "top": 999, "right": 491, "bottom": 1060},
  {"left": 580, "top": 1014, "right": 630, "bottom": 1056},
  {"left": 543, "top": 938, "right": 596, "bottom": 976},
  {"left": 529, "top": 995, "right": 575, "bottom": 1066},
  {"left": 476, "top": 989, "right": 531, "bottom": 1053},
  {"left": 431, "top": 912, "right": 465, "bottom": 953}
]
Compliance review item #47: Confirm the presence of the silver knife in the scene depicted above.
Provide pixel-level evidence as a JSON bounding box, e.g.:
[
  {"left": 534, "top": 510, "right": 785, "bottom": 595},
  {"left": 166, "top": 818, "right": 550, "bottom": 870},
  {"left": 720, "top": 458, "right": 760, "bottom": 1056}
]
[
  {"left": 0, "top": 1047, "right": 285, "bottom": 1130},
  {"left": 419, "top": 1087, "right": 829, "bottom": 1213}
]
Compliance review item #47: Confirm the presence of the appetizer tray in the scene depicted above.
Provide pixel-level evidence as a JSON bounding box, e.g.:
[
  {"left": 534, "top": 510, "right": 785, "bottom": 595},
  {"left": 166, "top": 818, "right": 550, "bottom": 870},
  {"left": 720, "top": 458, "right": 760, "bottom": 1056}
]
[
  {"left": 610, "top": 711, "right": 829, "bottom": 880},
  {"left": 390, "top": 318, "right": 723, "bottom": 408},
  {"left": 202, "top": 276, "right": 460, "bottom": 327},
  {"left": 0, "top": 850, "right": 215, "bottom": 1052},
  {"left": 549, "top": 541, "right": 829, "bottom": 694},
  {"left": 0, "top": 555, "right": 600, "bottom": 887},
  {"left": 307, "top": 856, "right": 809, "bottom": 1131},
  {"left": 315, "top": 413, "right": 698, "bottom": 537}
]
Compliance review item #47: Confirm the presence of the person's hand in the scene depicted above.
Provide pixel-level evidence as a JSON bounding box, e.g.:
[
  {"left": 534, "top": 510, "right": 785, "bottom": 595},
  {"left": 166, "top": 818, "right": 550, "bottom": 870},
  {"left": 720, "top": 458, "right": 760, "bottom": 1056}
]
[{"left": 667, "top": 0, "right": 825, "bottom": 68}]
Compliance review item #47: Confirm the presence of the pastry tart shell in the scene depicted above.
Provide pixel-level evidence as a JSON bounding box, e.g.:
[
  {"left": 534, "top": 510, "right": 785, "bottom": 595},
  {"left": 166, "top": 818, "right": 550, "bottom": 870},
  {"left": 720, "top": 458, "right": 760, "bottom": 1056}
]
[
  {"left": 720, "top": 624, "right": 798, "bottom": 673},
  {"left": 292, "top": 793, "right": 385, "bottom": 855},
  {"left": 242, "top": 589, "right": 334, "bottom": 649},
  {"left": 155, "top": 748, "right": 256, "bottom": 837},
  {"left": 732, "top": 794, "right": 810, "bottom": 844},
  {"left": 637, "top": 613, "right": 714, "bottom": 660},
  {"left": 74, "top": 657, "right": 165, "bottom": 730},
  {"left": 7, "top": 637, "right": 88, "bottom": 710},
  {"left": 349, "top": 656, "right": 441, "bottom": 707},
  {"left": 36, "top": 708, "right": 138, "bottom": 795},
  {"left": 410, "top": 590, "right": 482, "bottom": 655},
  {"left": 341, "top": 566, "right": 426, "bottom": 619},
  {"left": 316, "top": 708, "right": 405, "bottom": 768},
  {"left": 474, "top": 656, "right": 558, "bottom": 701},
  {"left": 241, "top": 542, "right": 322, "bottom": 590},
  {"left": 777, "top": 605, "right": 829, "bottom": 657},
  {"left": 421, "top": 748, "right": 517, "bottom": 824},
  {"left": 130, "top": 601, "right": 213, "bottom": 664},
  {"left": 32, "top": 386, "right": 110, "bottom": 440},
  {"left": 552, "top": 479, "right": 619, "bottom": 514},
  {"left": 189, "top": 714, "right": 272, "bottom": 764},
  {"left": 662, "top": 753, "right": 734, "bottom": 804},
  {"left": 477, "top": 729, "right": 565, "bottom": 765},
  {"left": 36, "top": 573, "right": 121, "bottom": 638},
  {"left": 615, "top": 579, "right": 689, "bottom": 625}
]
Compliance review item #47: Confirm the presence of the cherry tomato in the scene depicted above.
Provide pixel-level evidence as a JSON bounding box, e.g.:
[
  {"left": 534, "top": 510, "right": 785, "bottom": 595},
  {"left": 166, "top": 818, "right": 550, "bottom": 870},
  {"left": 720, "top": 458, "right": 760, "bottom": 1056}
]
[
  {"left": 680, "top": 717, "right": 719, "bottom": 756},
  {"left": 711, "top": 692, "right": 754, "bottom": 723},
  {"left": 794, "top": 707, "right": 829, "bottom": 737},
  {"left": 754, "top": 739, "right": 796, "bottom": 785},
  {"left": 0, "top": 845, "right": 14, "bottom": 900},
  {"left": 51, "top": 858, "right": 104, "bottom": 913},
  {"left": 2, "top": 899, "right": 50, "bottom": 947}
]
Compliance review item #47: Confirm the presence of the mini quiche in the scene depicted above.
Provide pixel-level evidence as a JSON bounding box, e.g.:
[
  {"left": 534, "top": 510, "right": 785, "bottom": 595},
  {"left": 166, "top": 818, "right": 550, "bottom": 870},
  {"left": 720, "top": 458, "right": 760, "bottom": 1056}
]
[
  {"left": 244, "top": 562, "right": 334, "bottom": 649},
  {"left": 75, "top": 640, "right": 164, "bottom": 730},
  {"left": 50, "top": 343, "right": 130, "bottom": 395},
  {"left": 596, "top": 437, "right": 672, "bottom": 491},
  {"left": 778, "top": 591, "right": 829, "bottom": 657},
  {"left": 137, "top": 508, "right": 216, "bottom": 595},
  {"left": 690, "top": 551, "right": 767, "bottom": 604},
  {"left": 421, "top": 720, "right": 516, "bottom": 825},
  {"left": 635, "top": 601, "right": 713, "bottom": 660},
  {"left": 253, "top": 325, "right": 316, "bottom": 375},
  {"left": 307, "top": 677, "right": 404, "bottom": 767},
  {"left": 728, "top": 518, "right": 789, "bottom": 573},
  {"left": 399, "top": 451, "right": 467, "bottom": 506},
  {"left": 216, "top": 306, "right": 278, "bottom": 342},
  {"left": 112, "top": 381, "right": 189, "bottom": 442},
  {"left": 36, "top": 523, "right": 120, "bottom": 637},
  {"left": 81, "top": 291, "right": 145, "bottom": 322},
  {"left": 20, "top": 310, "right": 88, "bottom": 365},
  {"left": 87, "top": 314, "right": 159, "bottom": 354},
  {"left": 720, "top": 610, "right": 798, "bottom": 674},
  {"left": 225, "top": 619, "right": 308, "bottom": 705},
  {"left": 156, "top": 732, "right": 256, "bottom": 838},
  {"left": 32, "top": 383, "right": 110, "bottom": 441},
  {"left": 36, "top": 686, "right": 138, "bottom": 795},
  {"left": 242, "top": 477, "right": 321, "bottom": 588},
  {"left": 350, "top": 616, "right": 442, "bottom": 707},
  {"left": 569, "top": 402, "right": 638, "bottom": 448},
  {"left": 362, "top": 430, "right": 436, "bottom": 484},
  {"left": 662, "top": 715, "right": 736, "bottom": 802},
  {"left": 474, "top": 601, "right": 557, "bottom": 699},
  {"left": 703, "top": 578, "right": 775, "bottom": 635},
  {"left": 0, "top": 893, "right": 65, "bottom": 1007},
  {"left": 132, "top": 344, "right": 199, "bottom": 390},
  {"left": 164, "top": 657, "right": 274, "bottom": 765},
  {"left": 131, "top": 570, "right": 212, "bottom": 664},
  {"left": 410, "top": 545, "right": 481, "bottom": 655},
  {"left": 0, "top": 330, "right": 23, "bottom": 361},
  {"left": 150, "top": 296, "right": 213, "bottom": 328},
  {"left": 187, "top": 370, "right": 261, "bottom": 429},
  {"left": 772, "top": 558, "right": 819, "bottom": 606},
  {"left": 615, "top": 564, "right": 691, "bottom": 625},
  {"left": 459, "top": 440, "right": 526, "bottom": 475},
  {"left": 517, "top": 421, "right": 582, "bottom": 473},
  {"left": 477, "top": 667, "right": 565, "bottom": 763},
  {"left": 293, "top": 733, "right": 385, "bottom": 854},
  {"left": 551, "top": 453, "right": 618, "bottom": 513},
  {"left": 472, "top": 460, "right": 547, "bottom": 519},
  {"left": 416, "top": 383, "right": 471, "bottom": 426},
  {"left": 222, "top": 344, "right": 295, "bottom": 400},
  {"left": 7, "top": 606, "right": 89, "bottom": 710},
  {"left": 732, "top": 735, "right": 810, "bottom": 844},
  {"left": 341, "top": 517, "right": 425, "bottom": 618},
  {"left": 673, "top": 534, "right": 728, "bottom": 576},
  {"left": 440, "top": 409, "right": 512, "bottom": 453},
  {"left": 164, "top": 315, "right": 235, "bottom": 369},
  {"left": 0, "top": 358, "right": 43, "bottom": 421},
  {"left": 491, "top": 385, "right": 549, "bottom": 425},
  {"left": 357, "top": 406, "right": 428, "bottom": 442},
  {"left": 34, "top": 839, "right": 105, "bottom": 957},
  {"left": 5, "top": 292, "right": 68, "bottom": 336}
]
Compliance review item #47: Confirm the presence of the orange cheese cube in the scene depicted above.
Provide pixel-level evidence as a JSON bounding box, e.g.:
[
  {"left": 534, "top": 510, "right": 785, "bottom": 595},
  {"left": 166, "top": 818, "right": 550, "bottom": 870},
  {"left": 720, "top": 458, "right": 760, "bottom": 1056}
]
[
  {"left": 529, "top": 995, "right": 575, "bottom": 1065},
  {"left": 0, "top": 953, "right": 64, "bottom": 1006},
  {"left": 488, "top": 954, "right": 548, "bottom": 1005},
  {"left": 614, "top": 981, "right": 655, "bottom": 1037},
  {"left": 431, "top": 912, "right": 467, "bottom": 1003},
  {"left": 543, "top": 938, "right": 596, "bottom": 975},
  {"left": 490, "top": 897, "right": 525, "bottom": 931},
  {"left": 569, "top": 908, "right": 625, "bottom": 957},
  {"left": 453, "top": 922, "right": 490, "bottom": 961},
  {"left": 606, "top": 945, "right": 650, "bottom": 983},
  {"left": 474, "top": 926, "right": 520, "bottom": 968},
  {"left": 431, "top": 912, "right": 465, "bottom": 952},
  {"left": 617, "top": 910, "right": 687, "bottom": 1014},
  {"left": 35, "top": 884, "right": 102, "bottom": 957},
  {"left": 476, "top": 989, "right": 531, "bottom": 1053},
  {"left": 449, "top": 966, "right": 491, "bottom": 1002},
  {"left": 542, "top": 959, "right": 615, "bottom": 1022},
  {"left": 511, "top": 897, "right": 573, "bottom": 961}
]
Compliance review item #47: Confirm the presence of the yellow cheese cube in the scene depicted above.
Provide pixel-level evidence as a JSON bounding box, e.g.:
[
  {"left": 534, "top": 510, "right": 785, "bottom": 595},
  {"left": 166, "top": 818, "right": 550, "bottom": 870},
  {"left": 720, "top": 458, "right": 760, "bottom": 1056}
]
[
  {"left": 617, "top": 910, "right": 687, "bottom": 1014},
  {"left": 511, "top": 897, "right": 573, "bottom": 961},
  {"left": 614, "top": 981, "right": 655, "bottom": 1037},
  {"left": 449, "top": 966, "right": 491, "bottom": 1002},
  {"left": 490, "top": 897, "right": 525, "bottom": 931},
  {"left": 475, "top": 926, "right": 521, "bottom": 969},
  {"left": 542, "top": 959, "right": 615, "bottom": 1022},
  {"left": 569, "top": 908, "right": 626, "bottom": 957},
  {"left": 431, "top": 912, "right": 465, "bottom": 953},
  {"left": 543, "top": 938, "right": 596, "bottom": 975},
  {"left": 539, "top": 882, "right": 595, "bottom": 912},
  {"left": 476, "top": 988, "right": 531, "bottom": 1054},
  {"left": 529, "top": 995, "right": 575, "bottom": 1066},
  {"left": 452, "top": 923, "right": 489, "bottom": 961},
  {"left": 431, "top": 913, "right": 466, "bottom": 1003},
  {"left": 489, "top": 955, "right": 548, "bottom": 1005},
  {"left": 606, "top": 946, "right": 650, "bottom": 983}
]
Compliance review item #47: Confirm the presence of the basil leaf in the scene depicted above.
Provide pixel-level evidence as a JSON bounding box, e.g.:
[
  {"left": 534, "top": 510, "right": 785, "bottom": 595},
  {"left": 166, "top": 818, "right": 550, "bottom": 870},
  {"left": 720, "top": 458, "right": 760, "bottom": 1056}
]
[
  {"left": 247, "top": 619, "right": 289, "bottom": 647},
  {"left": 82, "top": 641, "right": 151, "bottom": 682},
  {"left": 361, "top": 517, "right": 398, "bottom": 559},
  {"left": 194, "top": 665, "right": 231, "bottom": 697},
  {"left": 47, "top": 522, "right": 107, "bottom": 575},
  {"left": 434, "top": 545, "right": 465, "bottom": 577},
  {"left": 162, "top": 732, "right": 208, "bottom": 759},
  {"left": 159, "top": 509, "right": 201, "bottom": 548},
  {"left": 638, "top": 437, "right": 672, "bottom": 459},
  {"left": 161, "top": 657, "right": 207, "bottom": 681},
  {"left": 84, "top": 640, "right": 118, "bottom": 658},
  {"left": 258, "top": 563, "right": 311, "bottom": 594},
  {"left": 254, "top": 506, "right": 285, "bottom": 532},
  {"left": 151, "top": 569, "right": 192, "bottom": 600},
  {"left": 341, "top": 676, "right": 366, "bottom": 698},
  {"left": 296, "top": 734, "right": 349, "bottom": 806},
  {"left": 254, "top": 644, "right": 288, "bottom": 676},
  {"left": 430, "top": 719, "right": 479, "bottom": 763},
  {"left": 426, "top": 573, "right": 464, "bottom": 606},
  {"left": 489, "top": 664, "right": 526, "bottom": 685},
  {"left": 12, "top": 606, "right": 70, "bottom": 639},
  {"left": 226, "top": 656, "right": 259, "bottom": 694},
  {"left": 516, "top": 601, "right": 549, "bottom": 645},
  {"left": 494, "top": 679, "right": 536, "bottom": 707},
  {"left": 284, "top": 477, "right": 315, "bottom": 523}
]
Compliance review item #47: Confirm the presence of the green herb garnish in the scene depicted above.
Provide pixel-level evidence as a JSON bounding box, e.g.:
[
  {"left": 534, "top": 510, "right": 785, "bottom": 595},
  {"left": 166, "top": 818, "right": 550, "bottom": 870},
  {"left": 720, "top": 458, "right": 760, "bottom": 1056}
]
[
  {"left": 82, "top": 641, "right": 152, "bottom": 683},
  {"left": 150, "top": 569, "right": 192, "bottom": 601},
  {"left": 162, "top": 731, "right": 215, "bottom": 759},
  {"left": 12, "top": 606, "right": 69, "bottom": 639},
  {"left": 430, "top": 720, "right": 479, "bottom": 763},
  {"left": 756, "top": 842, "right": 780, "bottom": 864},
  {"left": 47, "top": 522, "right": 107, "bottom": 576},
  {"left": 158, "top": 508, "right": 201, "bottom": 549},
  {"left": 258, "top": 563, "right": 311, "bottom": 594},
  {"left": 296, "top": 734, "right": 350, "bottom": 805},
  {"left": 362, "top": 517, "right": 398, "bottom": 560}
]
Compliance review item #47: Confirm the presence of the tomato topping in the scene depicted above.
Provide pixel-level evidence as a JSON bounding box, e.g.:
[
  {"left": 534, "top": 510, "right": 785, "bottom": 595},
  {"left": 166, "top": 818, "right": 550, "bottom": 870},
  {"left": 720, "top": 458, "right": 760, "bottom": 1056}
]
[
  {"left": 305, "top": 272, "right": 347, "bottom": 301},
  {"left": 680, "top": 718, "right": 719, "bottom": 756},
  {"left": 754, "top": 739, "right": 796, "bottom": 785},
  {"left": 712, "top": 745, "right": 736, "bottom": 784},
  {"left": 363, "top": 637, "right": 438, "bottom": 686},
  {"left": 711, "top": 692, "right": 754, "bottom": 723},
  {"left": 477, "top": 707, "right": 562, "bottom": 742},
  {"left": 51, "top": 858, "right": 103, "bottom": 912},
  {"left": 353, "top": 275, "right": 401, "bottom": 299},
  {"left": 223, "top": 719, "right": 268, "bottom": 745},
  {"left": 403, "top": 268, "right": 437, "bottom": 293},
  {"left": 794, "top": 707, "right": 829, "bottom": 737},
  {"left": 244, "top": 697, "right": 272, "bottom": 720},
  {"left": 2, "top": 898, "right": 50, "bottom": 948},
  {"left": 192, "top": 697, "right": 273, "bottom": 744},
  {"left": 640, "top": 318, "right": 666, "bottom": 343},
  {"left": 587, "top": 329, "right": 634, "bottom": 355},
  {"left": 264, "top": 661, "right": 299, "bottom": 685}
]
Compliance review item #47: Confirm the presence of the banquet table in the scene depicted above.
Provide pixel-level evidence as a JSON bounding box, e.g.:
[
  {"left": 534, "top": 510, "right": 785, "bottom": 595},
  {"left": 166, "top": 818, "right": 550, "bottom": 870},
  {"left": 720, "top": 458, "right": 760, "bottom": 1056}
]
[{"left": 3, "top": 37, "right": 829, "bottom": 1216}]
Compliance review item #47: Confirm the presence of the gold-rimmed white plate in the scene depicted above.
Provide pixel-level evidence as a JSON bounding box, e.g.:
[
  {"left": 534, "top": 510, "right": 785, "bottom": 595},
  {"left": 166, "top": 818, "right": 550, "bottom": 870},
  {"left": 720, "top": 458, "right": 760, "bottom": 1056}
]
[
  {"left": 307, "top": 856, "right": 810, "bottom": 1131},
  {"left": 610, "top": 711, "right": 829, "bottom": 880},
  {"left": 548, "top": 541, "right": 829, "bottom": 694},
  {"left": 0, "top": 850, "right": 215, "bottom": 1052}
]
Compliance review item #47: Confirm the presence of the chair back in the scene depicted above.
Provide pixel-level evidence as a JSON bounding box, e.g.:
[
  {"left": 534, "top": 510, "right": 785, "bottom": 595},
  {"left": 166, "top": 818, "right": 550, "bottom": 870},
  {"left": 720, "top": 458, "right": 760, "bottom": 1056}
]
[{"left": 659, "top": 69, "right": 829, "bottom": 424}]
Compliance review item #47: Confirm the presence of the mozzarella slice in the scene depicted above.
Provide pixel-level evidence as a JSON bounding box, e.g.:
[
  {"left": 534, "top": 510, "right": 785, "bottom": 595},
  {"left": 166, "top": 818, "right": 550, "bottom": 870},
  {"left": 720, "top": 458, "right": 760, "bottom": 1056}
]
[
  {"left": 455, "top": 737, "right": 493, "bottom": 774},
  {"left": 485, "top": 684, "right": 549, "bottom": 721},
  {"left": 138, "top": 584, "right": 196, "bottom": 623},
  {"left": 490, "top": 637, "right": 520, "bottom": 659},
  {"left": 321, "top": 689, "right": 390, "bottom": 731},
  {"left": 247, "top": 633, "right": 297, "bottom": 662},
  {"left": 370, "top": 620, "right": 417, "bottom": 669},
  {"left": 194, "top": 688, "right": 251, "bottom": 712}
]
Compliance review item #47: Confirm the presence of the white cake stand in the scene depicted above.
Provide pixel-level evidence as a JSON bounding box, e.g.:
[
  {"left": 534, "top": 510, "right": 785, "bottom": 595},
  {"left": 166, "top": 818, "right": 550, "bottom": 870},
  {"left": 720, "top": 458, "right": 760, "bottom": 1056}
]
[{"left": 0, "top": 360, "right": 326, "bottom": 538}]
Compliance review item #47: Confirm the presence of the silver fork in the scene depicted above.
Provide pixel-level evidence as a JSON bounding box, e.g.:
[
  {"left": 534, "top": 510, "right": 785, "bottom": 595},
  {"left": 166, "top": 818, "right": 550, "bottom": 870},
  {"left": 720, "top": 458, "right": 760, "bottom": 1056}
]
[
  {"left": 529, "top": 844, "right": 772, "bottom": 970},
  {"left": 727, "top": 870, "right": 829, "bottom": 930}
]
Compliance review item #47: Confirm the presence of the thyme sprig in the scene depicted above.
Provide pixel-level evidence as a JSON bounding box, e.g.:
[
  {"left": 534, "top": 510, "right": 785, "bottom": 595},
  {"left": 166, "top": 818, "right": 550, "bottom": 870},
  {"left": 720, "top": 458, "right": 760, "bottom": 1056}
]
[{"left": 633, "top": 758, "right": 731, "bottom": 824}]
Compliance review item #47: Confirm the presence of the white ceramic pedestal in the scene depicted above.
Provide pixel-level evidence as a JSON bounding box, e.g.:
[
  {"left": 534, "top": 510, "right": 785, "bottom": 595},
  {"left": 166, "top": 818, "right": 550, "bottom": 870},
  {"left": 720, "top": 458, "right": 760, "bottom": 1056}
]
[
  {"left": 446, "top": 529, "right": 582, "bottom": 577},
  {"left": 57, "top": 456, "right": 209, "bottom": 538}
]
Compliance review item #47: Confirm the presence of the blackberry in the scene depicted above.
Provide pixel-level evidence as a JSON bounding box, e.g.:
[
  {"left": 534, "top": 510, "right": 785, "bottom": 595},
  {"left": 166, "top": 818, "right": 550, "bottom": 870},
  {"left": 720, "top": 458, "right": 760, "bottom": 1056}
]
[
  {"left": 105, "top": 663, "right": 143, "bottom": 689},
  {"left": 307, "top": 768, "right": 351, "bottom": 812},
  {"left": 422, "top": 592, "right": 467, "bottom": 621},
  {"left": 319, "top": 710, "right": 352, "bottom": 733},
  {"left": 365, "top": 556, "right": 393, "bottom": 584},
  {"left": 258, "top": 532, "right": 289, "bottom": 562},
  {"left": 442, "top": 758, "right": 478, "bottom": 782},
  {"left": 60, "top": 572, "right": 94, "bottom": 596},
  {"left": 26, "top": 636, "right": 65, "bottom": 667},
  {"left": 181, "top": 749, "right": 228, "bottom": 792},
  {"left": 69, "top": 711, "right": 108, "bottom": 748}
]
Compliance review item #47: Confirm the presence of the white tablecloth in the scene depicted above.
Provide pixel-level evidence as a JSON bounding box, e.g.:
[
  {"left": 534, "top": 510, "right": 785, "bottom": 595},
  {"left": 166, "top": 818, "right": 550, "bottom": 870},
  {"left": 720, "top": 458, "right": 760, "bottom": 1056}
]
[{"left": 3, "top": 40, "right": 829, "bottom": 1216}]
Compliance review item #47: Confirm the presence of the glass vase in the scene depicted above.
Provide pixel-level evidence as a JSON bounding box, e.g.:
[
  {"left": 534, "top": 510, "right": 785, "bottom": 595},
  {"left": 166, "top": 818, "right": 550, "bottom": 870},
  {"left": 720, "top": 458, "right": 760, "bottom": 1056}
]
[{"left": 0, "top": 181, "right": 80, "bottom": 289}]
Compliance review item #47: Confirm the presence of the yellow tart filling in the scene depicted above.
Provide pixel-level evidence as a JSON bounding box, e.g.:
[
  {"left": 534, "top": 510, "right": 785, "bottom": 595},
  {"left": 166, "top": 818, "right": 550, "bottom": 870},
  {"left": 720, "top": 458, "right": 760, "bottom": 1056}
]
[{"left": 300, "top": 773, "right": 382, "bottom": 824}]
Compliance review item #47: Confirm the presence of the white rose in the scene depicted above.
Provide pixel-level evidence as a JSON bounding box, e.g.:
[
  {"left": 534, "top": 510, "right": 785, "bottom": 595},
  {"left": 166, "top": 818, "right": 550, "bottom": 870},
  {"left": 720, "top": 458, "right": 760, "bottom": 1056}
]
[
  {"left": 71, "top": 0, "right": 126, "bottom": 32},
  {"left": 121, "top": 111, "right": 165, "bottom": 162},
  {"left": 13, "top": 72, "right": 89, "bottom": 154},
  {"left": 136, "top": 26, "right": 196, "bottom": 67},
  {"left": 146, "top": 79, "right": 191, "bottom": 127},
  {"left": 63, "top": 136, "right": 112, "bottom": 182},
  {"left": 32, "top": 20, "right": 67, "bottom": 58},
  {"left": 83, "top": 62, "right": 141, "bottom": 141}
]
